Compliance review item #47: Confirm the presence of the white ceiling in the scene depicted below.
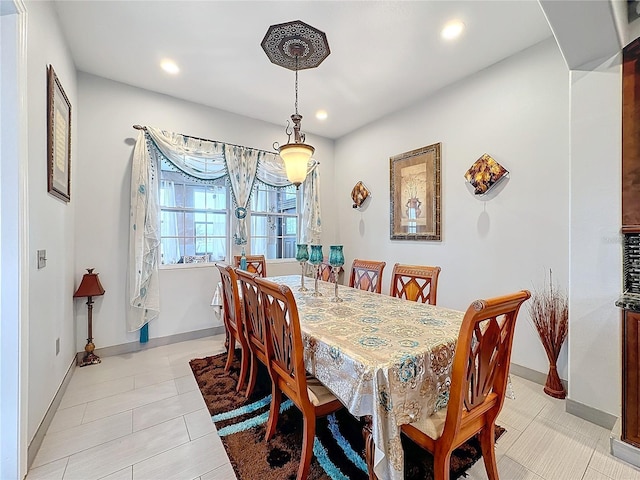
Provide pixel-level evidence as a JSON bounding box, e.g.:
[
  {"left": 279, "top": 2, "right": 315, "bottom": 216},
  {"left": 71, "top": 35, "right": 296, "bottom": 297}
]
[{"left": 52, "top": 1, "right": 553, "bottom": 140}]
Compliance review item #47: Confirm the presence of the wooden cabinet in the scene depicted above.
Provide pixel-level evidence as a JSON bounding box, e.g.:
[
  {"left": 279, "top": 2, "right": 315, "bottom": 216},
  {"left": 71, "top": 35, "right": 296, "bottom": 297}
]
[
  {"left": 623, "top": 310, "right": 640, "bottom": 448},
  {"left": 623, "top": 39, "right": 640, "bottom": 231}
]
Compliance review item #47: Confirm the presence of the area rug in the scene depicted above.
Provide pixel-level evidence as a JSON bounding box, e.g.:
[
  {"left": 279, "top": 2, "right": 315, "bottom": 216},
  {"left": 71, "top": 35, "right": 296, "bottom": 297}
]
[{"left": 190, "top": 352, "right": 504, "bottom": 480}]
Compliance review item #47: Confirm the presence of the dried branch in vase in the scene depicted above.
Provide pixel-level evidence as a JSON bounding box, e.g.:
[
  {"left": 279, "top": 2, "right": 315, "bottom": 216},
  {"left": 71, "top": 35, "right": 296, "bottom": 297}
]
[{"left": 527, "top": 269, "right": 568, "bottom": 399}]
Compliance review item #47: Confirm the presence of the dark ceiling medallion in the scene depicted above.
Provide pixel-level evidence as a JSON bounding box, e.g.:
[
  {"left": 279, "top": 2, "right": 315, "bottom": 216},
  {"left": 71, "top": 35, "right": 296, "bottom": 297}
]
[{"left": 261, "top": 20, "right": 330, "bottom": 71}]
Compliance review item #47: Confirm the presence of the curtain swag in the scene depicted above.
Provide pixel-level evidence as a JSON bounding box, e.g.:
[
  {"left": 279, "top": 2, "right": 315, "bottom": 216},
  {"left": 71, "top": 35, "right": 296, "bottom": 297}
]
[{"left": 127, "top": 126, "right": 322, "bottom": 332}]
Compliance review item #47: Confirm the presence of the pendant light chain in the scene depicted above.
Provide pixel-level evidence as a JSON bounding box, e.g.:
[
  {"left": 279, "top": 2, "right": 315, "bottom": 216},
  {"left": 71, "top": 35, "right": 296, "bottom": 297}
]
[{"left": 294, "top": 55, "right": 299, "bottom": 116}]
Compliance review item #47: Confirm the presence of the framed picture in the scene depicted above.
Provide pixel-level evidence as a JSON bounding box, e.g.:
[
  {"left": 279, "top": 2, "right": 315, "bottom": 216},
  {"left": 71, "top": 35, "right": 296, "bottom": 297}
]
[
  {"left": 47, "top": 65, "right": 71, "bottom": 202},
  {"left": 390, "top": 142, "right": 441, "bottom": 241}
]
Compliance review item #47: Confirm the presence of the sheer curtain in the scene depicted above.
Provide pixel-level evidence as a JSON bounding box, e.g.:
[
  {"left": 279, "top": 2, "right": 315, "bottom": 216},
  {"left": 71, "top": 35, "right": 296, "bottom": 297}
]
[{"left": 128, "top": 126, "right": 321, "bottom": 333}]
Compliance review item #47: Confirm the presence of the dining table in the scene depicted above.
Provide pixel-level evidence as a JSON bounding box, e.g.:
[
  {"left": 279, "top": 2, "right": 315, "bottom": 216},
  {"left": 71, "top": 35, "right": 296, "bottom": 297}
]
[{"left": 265, "top": 274, "right": 466, "bottom": 480}]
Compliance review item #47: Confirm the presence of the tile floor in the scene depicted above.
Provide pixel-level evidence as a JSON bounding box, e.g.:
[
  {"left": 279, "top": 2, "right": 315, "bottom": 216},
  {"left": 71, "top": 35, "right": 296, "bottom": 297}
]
[{"left": 26, "top": 335, "right": 640, "bottom": 480}]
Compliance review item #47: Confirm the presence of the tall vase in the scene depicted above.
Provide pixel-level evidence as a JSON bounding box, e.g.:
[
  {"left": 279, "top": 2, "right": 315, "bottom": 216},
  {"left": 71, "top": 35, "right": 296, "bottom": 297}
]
[
  {"left": 328, "top": 245, "right": 345, "bottom": 303},
  {"left": 295, "top": 244, "right": 309, "bottom": 292},
  {"left": 308, "top": 245, "right": 323, "bottom": 297}
]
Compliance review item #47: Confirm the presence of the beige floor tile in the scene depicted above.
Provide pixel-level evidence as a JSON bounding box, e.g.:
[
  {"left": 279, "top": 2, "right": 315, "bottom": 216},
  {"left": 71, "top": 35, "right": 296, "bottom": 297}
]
[
  {"left": 63, "top": 417, "right": 190, "bottom": 480},
  {"left": 82, "top": 379, "right": 178, "bottom": 424},
  {"left": 498, "top": 455, "right": 545, "bottom": 479},
  {"left": 465, "top": 454, "right": 545, "bottom": 480},
  {"left": 494, "top": 421, "right": 524, "bottom": 458},
  {"left": 582, "top": 467, "right": 616, "bottom": 480},
  {"left": 32, "top": 411, "right": 132, "bottom": 468},
  {"left": 538, "top": 400, "right": 610, "bottom": 439},
  {"left": 133, "top": 368, "right": 182, "bottom": 389},
  {"left": 174, "top": 374, "right": 199, "bottom": 394},
  {"left": 589, "top": 432, "right": 640, "bottom": 480},
  {"left": 132, "top": 390, "right": 204, "bottom": 432},
  {"left": 67, "top": 356, "right": 168, "bottom": 390},
  {"left": 497, "top": 384, "right": 550, "bottom": 432},
  {"left": 25, "top": 457, "right": 68, "bottom": 480},
  {"left": 200, "top": 462, "right": 237, "bottom": 480},
  {"left": 184, "top": 408, "right": 216, "bottom": 440},
  {"left": 506, "top": 416, "right": 596, "bottom": 480},
  {"left": 132, "top": 433, "right": 227, "bottom": 480},
  {"left": 97, "top": 466, "right": 133, "bottom": 480},
  {"left": 61, "top": 377, "right": 135, "bottom": 409},
  {"left": 47, "top": 403, "right": 87, "bottom": 434}
]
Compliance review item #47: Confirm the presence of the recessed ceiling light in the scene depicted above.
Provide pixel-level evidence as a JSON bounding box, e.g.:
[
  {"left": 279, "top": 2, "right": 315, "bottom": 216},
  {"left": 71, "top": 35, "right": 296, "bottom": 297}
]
[
  {"left": 315, "top": 110, "right": 328, "bottom": 120},
  {"left": 160, "top": 59, "right": 180, "bottom": 74},
  {"left": 441, "top": 21, "right": 465, "bottom": 40}
]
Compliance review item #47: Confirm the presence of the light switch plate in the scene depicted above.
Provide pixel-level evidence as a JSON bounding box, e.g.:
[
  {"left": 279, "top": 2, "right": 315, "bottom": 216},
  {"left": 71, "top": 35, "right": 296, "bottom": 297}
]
[{"left": 37, "top": 250, "right": 47, "bottom": 269}]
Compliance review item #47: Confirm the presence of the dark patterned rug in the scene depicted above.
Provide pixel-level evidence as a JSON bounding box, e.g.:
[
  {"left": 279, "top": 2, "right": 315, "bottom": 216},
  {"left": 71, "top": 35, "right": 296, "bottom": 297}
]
[{"left": 190, "top": 351, "right": 504, "bottom": 480}]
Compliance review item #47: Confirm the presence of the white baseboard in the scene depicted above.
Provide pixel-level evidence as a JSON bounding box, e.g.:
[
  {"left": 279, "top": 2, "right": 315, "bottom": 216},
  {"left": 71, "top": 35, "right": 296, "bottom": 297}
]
[
  {"left": 75, "top": 326, "right": 225, "bottom": 364},
  {"left": 611, "top": 418, "right": 640, "bottom": 468}
]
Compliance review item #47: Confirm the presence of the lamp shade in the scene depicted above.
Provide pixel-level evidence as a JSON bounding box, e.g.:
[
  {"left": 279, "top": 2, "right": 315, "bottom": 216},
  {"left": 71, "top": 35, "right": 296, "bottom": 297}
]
[
  {"left": 279, "top": 143, "right": 314, "bottom": 186},
  {"left": 73, "top": 269, "right": 106, "bottom": 298}
]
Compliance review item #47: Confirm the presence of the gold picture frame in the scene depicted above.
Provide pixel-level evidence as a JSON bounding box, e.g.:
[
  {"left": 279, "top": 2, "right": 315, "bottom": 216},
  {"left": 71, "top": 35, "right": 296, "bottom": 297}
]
[
  {"left": 47, "top": 65, "right": 71, "bottom": 202},
  {"left": 390, "top": 143, "right": 441, "bottom": 241}
]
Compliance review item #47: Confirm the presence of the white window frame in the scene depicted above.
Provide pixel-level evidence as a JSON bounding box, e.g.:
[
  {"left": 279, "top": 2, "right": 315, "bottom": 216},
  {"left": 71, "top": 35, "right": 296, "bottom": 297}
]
[
  {"left": 158, "top": 169, "right": 231, "bottom": 267},
  {"left": 247, "top": 184, "right": 301, "bottom": 260}
]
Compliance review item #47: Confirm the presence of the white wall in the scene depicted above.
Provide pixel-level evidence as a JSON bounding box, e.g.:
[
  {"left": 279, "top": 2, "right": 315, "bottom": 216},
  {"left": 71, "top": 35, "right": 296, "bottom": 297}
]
[
  {"left": 75, "top": 73, "right": 335, "bottom": 350},
  {"left": 568, "top": 57, "right": 622, "bottom": 417},
  {"left": 2, "top": 1, "right": 28, "bottom": 476},
  {"left": 25, "top": 1, "right": 77, "bottom": 441},
  {"left": 334, "top": 39, "right": 571, "bottom": 380}
]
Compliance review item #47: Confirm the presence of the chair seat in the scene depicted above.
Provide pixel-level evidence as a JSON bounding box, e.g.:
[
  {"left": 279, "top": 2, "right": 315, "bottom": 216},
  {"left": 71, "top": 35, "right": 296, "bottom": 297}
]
[
  {"left": 407, "top": 407, "right": 448, "bottom": 439},
  {"left": 306, "top": 376, "right": 338, "bottom": 407}
]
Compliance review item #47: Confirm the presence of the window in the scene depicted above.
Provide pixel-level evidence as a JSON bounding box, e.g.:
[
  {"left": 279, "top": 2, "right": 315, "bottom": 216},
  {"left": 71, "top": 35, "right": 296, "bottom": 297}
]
[
  {"left": 159, "top": 165, "right": 229, "bottom": 265},
  {"left": 158, "top": 161, "right": 300, "bottom": 265},
  {"left": 249, "top": 184, "right": 299, "bottom": 260}
]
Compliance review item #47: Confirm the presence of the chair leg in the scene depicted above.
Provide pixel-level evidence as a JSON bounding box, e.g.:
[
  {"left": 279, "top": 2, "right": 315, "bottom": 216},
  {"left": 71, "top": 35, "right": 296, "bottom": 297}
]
[
  {"left": 433, "top": 448, "right": 452, "bottom": 480},
  {"left": 480, "top": 424, "right": 499, "bottom": 480},
  {"left": 224, "top": 335, "right": 236, "bottom": 372},
  {"left": 362, "top": 416, "right": 378, "bottom": 480},
  {"left": 265, "top": 385, "right": 281, "bottom": 442},
  {"left": 245, "top": 354, "right": 258, "bottom": 399},
  {"left": 236, "top": 345, "right": 249, "bottom": 393},
  {"left": 297, "top": 413, "right": 316, "bottom": 480}
]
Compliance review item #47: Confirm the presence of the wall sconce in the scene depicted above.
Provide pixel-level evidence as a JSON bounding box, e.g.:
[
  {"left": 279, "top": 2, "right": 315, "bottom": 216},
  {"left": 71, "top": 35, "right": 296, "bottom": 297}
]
[{"left": 73, "top": 268, "right": 105, "bottom": 367}]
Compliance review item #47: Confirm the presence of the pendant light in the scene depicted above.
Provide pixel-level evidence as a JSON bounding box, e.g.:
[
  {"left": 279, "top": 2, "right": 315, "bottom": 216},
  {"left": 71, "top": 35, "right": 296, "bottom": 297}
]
[{"left": 261, "top": 21, "right": 330, "bottom": 188}]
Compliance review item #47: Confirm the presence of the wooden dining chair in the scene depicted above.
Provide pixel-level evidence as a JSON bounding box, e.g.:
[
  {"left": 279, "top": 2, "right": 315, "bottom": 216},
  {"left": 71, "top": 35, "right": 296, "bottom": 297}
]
[
  {"left": 390, "top": 263, "right": 441, "bottom": 305},
  {"left": 255, "top": 277, "right": 343, "bottom": 480},
  {"left": 236, "top": 268, "right": 268, "bottom": 399},
  {"left": 233, "top": 254, "right": 267, "bottom": 277},
  {"left": 215, "top": 263, "right": 250, "bottom": 392},
  {"left": 349, "top": 259, "right": 386, "bottom": 294},
  {"left": 397, "top": 290, "right": 531, "bottom": 480}
]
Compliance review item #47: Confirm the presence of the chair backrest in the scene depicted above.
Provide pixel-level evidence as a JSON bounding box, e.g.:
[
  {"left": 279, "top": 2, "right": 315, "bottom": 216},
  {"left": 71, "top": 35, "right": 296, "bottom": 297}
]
[
  {"left": 255, "top": 277, "right": 310, "bottom": 408},
  {"left": 233, "top": 254, "right": 267, "bottom": 277},
  {"left": 317, "top": 260, "right": 337, "bottom": 282},
  {"left": 390, "top": 263, "right": 441, "bottom": 304},
  {"left": 443, "top": 290, "right": 531, "bottom": 443},
  {"left": 215, "top": 262, "right": 243, "bottom": 336},
  {"left": 236, "top": 268, "right": 266, "bottom": 355},
  {"left": 349, "top": 259, "right": 386, "bottom": 294}
]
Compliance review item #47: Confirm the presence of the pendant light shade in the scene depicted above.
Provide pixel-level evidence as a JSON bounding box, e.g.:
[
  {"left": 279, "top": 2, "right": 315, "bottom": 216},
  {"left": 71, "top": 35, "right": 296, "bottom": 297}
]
[{"left": 279, "top": 142, "right": 315, "bottom": 185}]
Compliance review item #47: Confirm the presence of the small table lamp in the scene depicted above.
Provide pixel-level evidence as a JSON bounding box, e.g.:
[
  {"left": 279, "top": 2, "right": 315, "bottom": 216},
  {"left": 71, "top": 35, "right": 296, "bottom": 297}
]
[{"left": 73, "top": 268, "right": 105, "bottom": 367}]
